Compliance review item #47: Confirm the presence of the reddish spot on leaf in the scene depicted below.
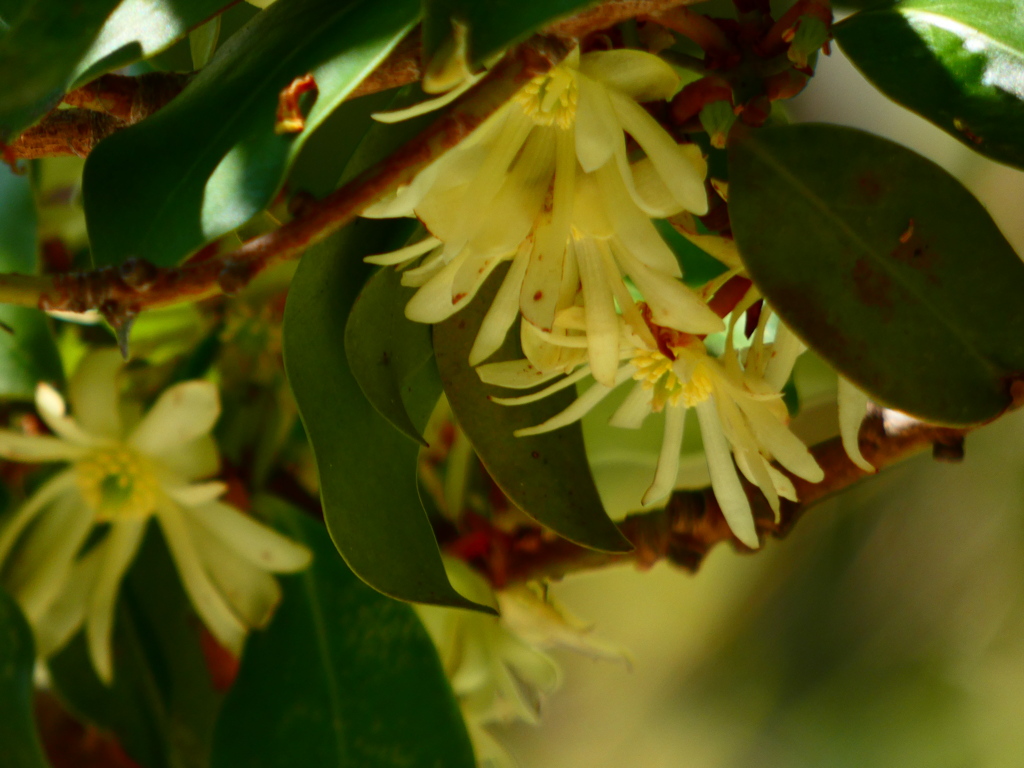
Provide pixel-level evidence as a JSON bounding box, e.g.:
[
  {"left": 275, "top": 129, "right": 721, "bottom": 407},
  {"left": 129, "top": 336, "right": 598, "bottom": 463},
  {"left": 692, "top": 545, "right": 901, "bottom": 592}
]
[
  {"left": 851, "top": 258, "right": 894, "bottom": 318},
  {"left": 855, "top": 171, "right": 883, "bottom": 202},
  {"left": 275, "top": 74, "right": 318, "bottom": 135}
]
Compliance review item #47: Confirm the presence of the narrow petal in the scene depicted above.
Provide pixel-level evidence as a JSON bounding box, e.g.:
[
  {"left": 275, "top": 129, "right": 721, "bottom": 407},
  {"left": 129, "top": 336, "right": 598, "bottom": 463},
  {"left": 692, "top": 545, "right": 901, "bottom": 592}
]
[
  {"left": 642, "top": 405, "right": 687, "bottom": 505},
  {"left": 574, "top": 74, "right": 621, "bottom": 172},
  {"left": 609, "top": 91, "right": 708, "bottom": 214},
  {"left": 734, "top": 447, "right": 780, "bottom": 517},
  {"left": 364, "top": 236, "right": 442, "bottom": 266},
  {"left": 372, "top": 71, "right": 484, "bottom": 122},
  {"left": 130, "top": 381, "right": 220, "bottom": 458},
  {"left": 157, "top": 501, "right": 247, "bottom": 654},
  {"left": 838, "top": 377, "right": 875, "bottom": 473},
  {"left": 580, "top": 49, "right": 680, "bottom": 102},
  {"left": 181, "top": 501, "right": 312, "bottom": 573},
  {"left": 68, "top": 350, "right": 125, "bottom": 439},
  {"left": 0, "top": 431, "right": 87, "bottom": 462},
  {"left": 164, "top": 481, "right": 228, "bottom": 507},
  {"left": 470, "top": 242, "right": 531, "bottom": 365},
  {"left": 477, "top": 358, "right": 567, "bottom": 390},
  {"left": 7, "top": 492, "right": 94, "bottom": 624},
  {"left": 86, "top": 519, "right": 148, "bottom": 684},
  {"left": 0, "top": 470, "right": 78, "bottom": 564},
  {"left": 514, "top": 366, "right": 634, "bottom": 436},
  {"left": 490, "top": 364, "right": 599, "bottom": 406},
  {"left": 608, "top": 382, "right": 653, "bottom": 429},
  {"left": 738, "top": 398, "right": 824, "bottom": 483},
  {"left": 34, "top": 547, "right": 102, "bottom": 659},
  {"left": 696, "top": 399, "right": 758, "bottom": 548},
  {"left": 762, "top": 319, "right": 807, "bottom": 392},
  {"left": 191, "top": 527, "right": 282, "bottom": 629},
  {"left": 576, "top": 237, "right": 622, "bottom": 387}
]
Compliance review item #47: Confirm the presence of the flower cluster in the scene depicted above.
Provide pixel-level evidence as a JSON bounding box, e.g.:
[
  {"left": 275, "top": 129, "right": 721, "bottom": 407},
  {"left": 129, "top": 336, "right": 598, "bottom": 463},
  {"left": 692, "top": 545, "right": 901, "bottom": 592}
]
[
  {"left": 364, "top": 46, "right": 869, "bottom": 545},
  {"left": 0, "top": 350, "right": 312, "bottom": 683}
]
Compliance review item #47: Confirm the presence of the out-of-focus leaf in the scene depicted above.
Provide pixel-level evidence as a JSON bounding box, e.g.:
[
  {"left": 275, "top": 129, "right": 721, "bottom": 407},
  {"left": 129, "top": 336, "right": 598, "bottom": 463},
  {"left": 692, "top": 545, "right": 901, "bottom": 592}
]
[
  {"left": 728, "top": 123, "right": 1024, "bottom": 426},
  {"left": 84, "top": 0, "right": 420, "bottom": 267},
  {"left": 0, "top": 0, "right": 121, "bottom": 140},
  {"left": 189, "top": 13, "right": 222, "bottom": 71},
  {"left": 0, "top": 164, "right": 63, "bottom": 397},
  {"left": 283, "top": 219, "right": 487, "bottom": 611},
  {"left": 423, "top": 0, "right": 595, "bottom": 73},
  {"left": 836, "top": 0, "right": 1024, "bottom": 169},
  {"left": 0, "top": 588, "right": 50, "bottom": 768},
  {"left": 49, "top": 526, "right": 224, "bottom": 768},
  {"left": 346, "top": 264, "right": 438, "bottom": 444},
  {"left": 71, "top": 0, "right": 235, "bottom": 88},
  {"left": 434, "top": 268, "right": 632, "bottom": 552},
  {"left": 211, "top": 497, "right": 476, "bottom": 768}
]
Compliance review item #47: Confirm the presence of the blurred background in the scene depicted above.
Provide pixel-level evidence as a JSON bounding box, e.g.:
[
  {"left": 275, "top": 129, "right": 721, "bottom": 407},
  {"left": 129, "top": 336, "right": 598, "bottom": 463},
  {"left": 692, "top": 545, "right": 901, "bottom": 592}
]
[{"left": 499, "top": 26, "right": 1024, "bottom": 768}]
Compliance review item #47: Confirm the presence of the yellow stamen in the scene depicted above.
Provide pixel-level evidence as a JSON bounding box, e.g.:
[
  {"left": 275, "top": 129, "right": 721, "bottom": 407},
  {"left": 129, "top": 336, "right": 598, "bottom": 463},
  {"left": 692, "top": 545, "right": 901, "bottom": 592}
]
[
  {"left": 75, "top": 447, "right": 160, "bottom": 521},
  {"left": 515, "top": 67, "right": 578, "bottom": 129},
  {"left": 630, "top": 348, "right": 714, "bottom": 411}
]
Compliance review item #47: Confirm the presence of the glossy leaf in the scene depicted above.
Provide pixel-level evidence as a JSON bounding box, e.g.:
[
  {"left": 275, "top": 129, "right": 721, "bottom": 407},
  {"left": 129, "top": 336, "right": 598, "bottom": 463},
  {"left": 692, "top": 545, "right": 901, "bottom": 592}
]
[
  {"left": 835, "top": 0, "right": 1024, "bottom": 169},
  {"left": 283, "top": 219, "right": 487, "bottom": 611},
  {"left": 70, "top": 0, "right": 235, "bottom": 88},
  {"left": 0, "top": 589, "right": 50, "bottom": 768},
  {"left": 423, "top": 0, "right": 595, "bottom": 72},
  {"left": 49, "top": 526, "right": 224, "bottom": 768},
  {"left": 728, "top": 123, "right": 1024, "bottom": 426},
  {"left": 211, "top": 497, "right": 476, "bottom": 768},
  {"left": 346, "top": 264, "right": 439, "bottom": 444},
  {"left": 0, "top": 0, "right": 121, "bottom": 140},
  {"left": 84, "top": 0, "right": 420, "bottom": 268},
  {"left": 0, "top": 164, "right": 64, "bottom": 397},
  {"left": 434, "top": 268, "right": 632, "bottom": 552}
]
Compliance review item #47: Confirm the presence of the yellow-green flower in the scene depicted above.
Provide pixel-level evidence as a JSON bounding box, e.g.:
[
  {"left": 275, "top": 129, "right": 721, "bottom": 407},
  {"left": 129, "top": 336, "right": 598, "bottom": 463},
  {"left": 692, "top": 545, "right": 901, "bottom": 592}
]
[{"left": 0, "top": 350, "right": 311, "bottom": 683}]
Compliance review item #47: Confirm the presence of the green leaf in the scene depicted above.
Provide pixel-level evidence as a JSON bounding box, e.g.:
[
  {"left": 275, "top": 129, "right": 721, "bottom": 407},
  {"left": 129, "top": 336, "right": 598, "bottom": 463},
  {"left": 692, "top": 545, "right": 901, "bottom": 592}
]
[
  {"left": 49, "top": 525, "right": 224, "bottom": 768},
  {"left": 0, "top": 0, "right": 121, "bottom": 140},
  {"left": 0, "top": 164, "right": 63, "bottom": 398},
  {"left": 83, "top": 0, "right": 420, "bottom": 268},
  {"left": 283, "top": 219, "right": 488, "bottom": 611},
  {"left": 346, "top": 264, "right": 440, "bottom": 444},
  {"left": 728, "top": 123, "right": 1024, "bottom": 426},
  {"left": 0, "top": 589, "right": 50, "bottom": 768},
  {"left": 211, "top": 497, "right": 476, "bottom": 768},
  {"left": 423, "top": 0, "right": 596, "bottom": 72},
  {"left": 70, "top": 0, "right": 236, "bottom": 88},
  {"left": 433, "top": 268, "right": 632, "bottom": 552},
  {"left": 835, "top": 0, "right": 1024, "bottom": 169}
]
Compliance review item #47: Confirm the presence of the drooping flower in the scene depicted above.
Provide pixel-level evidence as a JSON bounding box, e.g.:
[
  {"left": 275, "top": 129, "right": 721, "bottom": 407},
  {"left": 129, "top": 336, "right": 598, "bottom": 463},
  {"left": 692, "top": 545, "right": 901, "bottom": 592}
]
[
  {"left": 0, "top": 349, "right": 311, "bottom": 682},
  {"left": 481, "top": 310, "right": 824, "bottom": 548},
  {"left": 416, "top": 557, "right": 626, "bottom": 766},
  {"left": 363, "top": 47, "right": 723, "bottom": 384}
]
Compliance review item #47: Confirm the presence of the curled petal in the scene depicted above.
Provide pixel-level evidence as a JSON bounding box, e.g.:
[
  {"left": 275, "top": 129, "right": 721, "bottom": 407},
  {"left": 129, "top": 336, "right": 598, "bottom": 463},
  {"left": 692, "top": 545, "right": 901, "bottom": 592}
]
[
  {"left": 513, "top": 366, "right": 634, "bottom": 437},
  {"left": 838, "top": 377, "right": 875, "bottom": 473},
  {"left": 36, "top": 384, "right": 103, "bottom": 447},
  {"left": 191, "top": 528, "right": 283, "bottom": 629}
]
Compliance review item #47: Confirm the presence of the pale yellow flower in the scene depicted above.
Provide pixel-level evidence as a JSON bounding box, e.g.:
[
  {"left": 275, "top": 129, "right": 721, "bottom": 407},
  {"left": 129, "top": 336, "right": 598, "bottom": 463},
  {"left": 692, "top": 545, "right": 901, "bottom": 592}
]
[
  {"left": 363, "top": 48, "right": 723, "bottom": 384},
  {"left": 0, "top": 350, "right": 311, "bottom": 683}
]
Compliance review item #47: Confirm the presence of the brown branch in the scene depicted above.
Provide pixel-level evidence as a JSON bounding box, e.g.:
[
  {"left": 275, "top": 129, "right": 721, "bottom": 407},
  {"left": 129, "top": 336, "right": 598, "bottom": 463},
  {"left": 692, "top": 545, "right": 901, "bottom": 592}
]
[
  {"left": 497, "top": 409, "right": 974, "bottom": 585},
  {"left": 27, "top": 38, "right": 571, "bottom": 322},
  {"left": 61, "top": 72, "right": 195, "bottom": 124},
  {"left": 546, "top": 0, "right": 703, "bottom": 37},
  {"left": 4, "top": 110, "right": 125, "bottom": 160},
  {"left": 348, "top": 32, "right": 425, "bottom": 100}
]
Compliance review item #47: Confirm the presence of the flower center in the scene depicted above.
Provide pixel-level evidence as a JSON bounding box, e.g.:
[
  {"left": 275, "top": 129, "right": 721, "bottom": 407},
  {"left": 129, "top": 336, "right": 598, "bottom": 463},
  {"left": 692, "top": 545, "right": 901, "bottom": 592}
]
[
  {"left": 75, "top": 447, "right": 160, "bottom": 521},
  {"left": 515, "top": 67, "right": 578, "bottom": 129},
  {"left": 631, "top": 348, "right": 714, "bottom": 411}
]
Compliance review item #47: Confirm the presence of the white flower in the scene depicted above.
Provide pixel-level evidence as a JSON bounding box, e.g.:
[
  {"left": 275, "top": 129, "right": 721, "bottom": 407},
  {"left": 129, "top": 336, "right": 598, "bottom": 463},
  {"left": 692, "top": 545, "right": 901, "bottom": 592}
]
[
  {"left": 363, "top": 48, "right": 723, "bottom": 384},
  {"left": 0, "top": 350, "right": 311, "bottom": 683},
  {"left": 481, "top": 311, "right": 824, "bottom": 548}
]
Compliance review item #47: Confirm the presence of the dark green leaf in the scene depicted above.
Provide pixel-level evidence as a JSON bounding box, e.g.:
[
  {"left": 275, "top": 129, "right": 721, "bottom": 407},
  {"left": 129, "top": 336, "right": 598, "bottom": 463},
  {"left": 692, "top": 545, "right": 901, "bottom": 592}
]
[
  {"left": 70, "top": 0, "right": 236, "bottom": 88},
  {"left": 728, "top": 123, "right": 1024, "bottom": 425},
  {"left": 0, "top": 588, "right": 50, "bottom": 768},
  {"left": 0, "top": 164, "right": 63, "bottom": 397},
  {"left": 835, "top": 0, "right": 1024, "bottom": 169},
  {"left": 49, "top": 525, "right": 223, "bottom": 768},
  {"left": 0, "top": 0, "right": 121, "bottom": 140},
  {"left": 283, "top": 219, "right": 488, "bottom": 611},
  {"left": 346, "top": 264, "right": 439, "bottom": 444},
  {"left": 211, "top": 497, "right": 476, "bottom": 768},
  {"left": 423, "top": 0, "right": 595, "bottom": 72},
  {"left": 84, "top": 0, "right": 420, "bottom": 267},
  {"left": 434, "top": 268, "right": 632, "bottom": 552}
]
